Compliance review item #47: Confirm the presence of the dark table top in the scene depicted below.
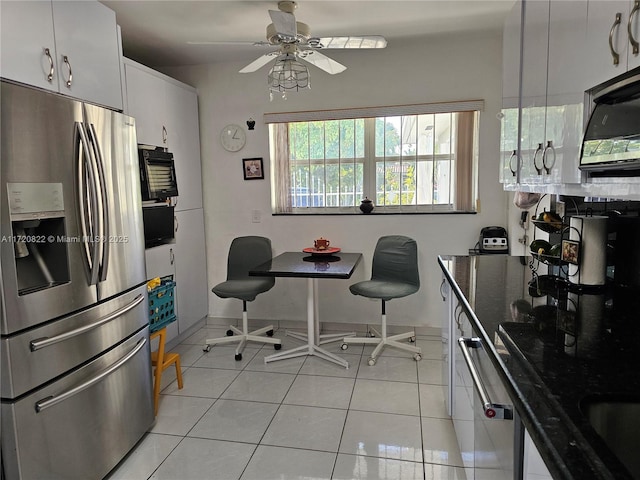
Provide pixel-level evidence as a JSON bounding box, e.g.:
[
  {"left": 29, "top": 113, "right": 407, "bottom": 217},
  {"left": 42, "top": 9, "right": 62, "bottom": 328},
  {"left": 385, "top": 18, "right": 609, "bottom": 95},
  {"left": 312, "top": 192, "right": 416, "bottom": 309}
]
[
  {"left": 438, "top": 254, "right": 640, "bottom": 480},
  {"left": 250, "top": 252, "right": 362, "bottom": 279}
]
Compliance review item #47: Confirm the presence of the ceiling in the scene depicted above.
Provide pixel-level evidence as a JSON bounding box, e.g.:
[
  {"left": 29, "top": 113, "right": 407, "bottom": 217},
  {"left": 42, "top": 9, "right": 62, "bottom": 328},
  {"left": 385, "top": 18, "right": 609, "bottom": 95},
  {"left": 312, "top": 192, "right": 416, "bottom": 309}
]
[{"left": 100, "top": 0, "right": 515, "bottom": 68}]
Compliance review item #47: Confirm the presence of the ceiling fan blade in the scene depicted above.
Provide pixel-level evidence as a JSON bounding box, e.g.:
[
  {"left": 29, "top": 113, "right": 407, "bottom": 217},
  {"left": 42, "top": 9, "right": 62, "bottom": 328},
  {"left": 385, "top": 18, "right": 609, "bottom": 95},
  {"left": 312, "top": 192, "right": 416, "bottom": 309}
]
[
  {"left": 297, "top": 50, "right": 346, "bottom": 75},
  {"left": 239, "top": 52, "right": 280, "bottom": 73},
  {"left": 310, "top": 36, "right": 388, "bottom": 49},
  {"left": 269, "top": 10, "right": 297, "bottom": 39},
  {"left": 187, "top": 41, "right": 272, "bottom": 47}
]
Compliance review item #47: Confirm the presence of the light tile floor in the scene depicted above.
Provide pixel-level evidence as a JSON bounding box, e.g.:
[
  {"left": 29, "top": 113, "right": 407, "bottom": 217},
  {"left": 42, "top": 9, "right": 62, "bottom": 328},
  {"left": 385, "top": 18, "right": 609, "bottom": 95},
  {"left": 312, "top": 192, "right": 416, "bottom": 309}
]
[{"left": 107, "top": 325, "right": 465, "bottom": 480}]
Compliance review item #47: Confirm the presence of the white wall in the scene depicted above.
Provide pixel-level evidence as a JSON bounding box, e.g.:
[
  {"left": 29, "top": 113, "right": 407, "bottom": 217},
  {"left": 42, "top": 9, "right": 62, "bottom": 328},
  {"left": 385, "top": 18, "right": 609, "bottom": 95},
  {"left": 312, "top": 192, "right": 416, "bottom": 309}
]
[{"left": 163, "top": 30, "right": 509, "bottom": 328}]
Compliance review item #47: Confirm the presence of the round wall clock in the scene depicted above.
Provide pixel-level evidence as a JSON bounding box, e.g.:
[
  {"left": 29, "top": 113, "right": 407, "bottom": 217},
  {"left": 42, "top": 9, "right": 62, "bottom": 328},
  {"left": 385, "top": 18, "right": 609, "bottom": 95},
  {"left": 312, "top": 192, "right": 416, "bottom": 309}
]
[{"left": 220, "top": 124, "right": 246, "bottom": 152}]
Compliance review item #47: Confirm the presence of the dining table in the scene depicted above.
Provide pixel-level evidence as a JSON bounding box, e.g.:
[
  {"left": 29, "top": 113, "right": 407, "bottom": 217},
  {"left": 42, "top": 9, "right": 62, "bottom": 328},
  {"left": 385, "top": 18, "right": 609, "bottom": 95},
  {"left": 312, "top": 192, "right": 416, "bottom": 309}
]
[{"left": 249, "top": 251, "right": 362, "bottom": 369}]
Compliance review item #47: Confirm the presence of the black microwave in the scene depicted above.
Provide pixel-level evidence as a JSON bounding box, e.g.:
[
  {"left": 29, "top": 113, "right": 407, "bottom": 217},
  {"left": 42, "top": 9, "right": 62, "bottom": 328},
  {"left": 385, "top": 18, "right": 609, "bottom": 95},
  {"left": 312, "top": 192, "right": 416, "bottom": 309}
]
[
  {"left": 581, "top": 67, "right": 640, "bottom": 176},
  {"left": 142, "top": 205, "right": 175, "bottom": 248},
  {"left": 139, "top": 147, "right": 179, "bottom": 201}
]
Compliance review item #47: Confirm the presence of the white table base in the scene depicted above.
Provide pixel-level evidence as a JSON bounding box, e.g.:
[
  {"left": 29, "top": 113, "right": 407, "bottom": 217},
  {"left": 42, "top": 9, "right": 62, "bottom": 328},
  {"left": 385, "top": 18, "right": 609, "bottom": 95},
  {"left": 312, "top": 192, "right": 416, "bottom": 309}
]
[{"left": 264, "top": 278, "right": 349, "bottom": 369}]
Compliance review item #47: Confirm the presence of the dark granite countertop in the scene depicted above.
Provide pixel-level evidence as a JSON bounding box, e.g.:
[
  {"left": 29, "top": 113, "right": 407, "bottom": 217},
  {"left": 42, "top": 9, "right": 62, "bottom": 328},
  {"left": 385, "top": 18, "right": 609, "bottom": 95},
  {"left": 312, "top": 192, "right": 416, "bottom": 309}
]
[{"left": 438, "top": 254, "right": 640, "bottom": 480}]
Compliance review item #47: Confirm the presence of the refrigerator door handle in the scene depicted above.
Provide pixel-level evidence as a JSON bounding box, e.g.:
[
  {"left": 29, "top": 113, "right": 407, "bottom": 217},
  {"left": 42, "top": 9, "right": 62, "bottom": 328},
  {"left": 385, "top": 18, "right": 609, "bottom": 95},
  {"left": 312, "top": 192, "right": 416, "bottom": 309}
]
[
  {"left": 29, "top": 294, "right": 145, "bottom": 352},
  {"left": 34, "top": 337, "right": 147, "bottom": 413},
  {"left": 87, "top": 122, "right": 110, "bottom": 282},
  {"left": 76, "top": 122, "right": 100, "bottom": 285}
]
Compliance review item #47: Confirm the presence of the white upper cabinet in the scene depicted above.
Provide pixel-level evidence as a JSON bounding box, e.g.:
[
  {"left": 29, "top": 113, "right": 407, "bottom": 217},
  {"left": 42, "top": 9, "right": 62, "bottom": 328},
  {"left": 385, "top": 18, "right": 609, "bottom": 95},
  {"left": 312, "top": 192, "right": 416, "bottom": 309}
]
[
  {"left": 0, "top": 0, "right": 122, "bottom": 110},
  {"left": 124, "top": 59, "right": 204, "bottom": 211},
  {"left": 0, "top": 1, "right": 58, "bottom": 92},
  {"left": 520, "top": 0, "right": 550, "bottom": 185},
  {"left": 500, "top": 1, "right": 522, "bottom": 186},
  {"left": 50, "top": 1, "right": 122, "bottom": 109},
  {"left": 544, "top": 0, "right": 588, "bottom": 185},
  {"left": 165, "top": 83, "right": 204, "bottom": 213},
  {"left": 626, "top": 1, "right": 640, "bottom": 69},
  {"left": 585, "top": 1, "right": 633, "bottom": 88},
  {"left": 124, "top": 63, "right": 167, "bottom": 147}
]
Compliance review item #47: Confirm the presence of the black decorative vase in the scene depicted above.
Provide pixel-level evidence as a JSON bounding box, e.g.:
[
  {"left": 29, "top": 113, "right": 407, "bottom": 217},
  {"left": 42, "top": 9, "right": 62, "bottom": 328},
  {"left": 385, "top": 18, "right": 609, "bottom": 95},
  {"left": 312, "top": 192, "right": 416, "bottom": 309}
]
[{"left": 359, "top": 197, "right": 374, "bottom": 214}]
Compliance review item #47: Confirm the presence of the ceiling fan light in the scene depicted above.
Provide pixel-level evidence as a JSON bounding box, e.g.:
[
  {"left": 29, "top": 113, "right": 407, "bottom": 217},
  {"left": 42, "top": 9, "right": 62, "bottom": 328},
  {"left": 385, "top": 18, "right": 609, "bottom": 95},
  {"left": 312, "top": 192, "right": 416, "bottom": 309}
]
[{"left": 268, "top": 54, "right": 310, "bottom": 95}]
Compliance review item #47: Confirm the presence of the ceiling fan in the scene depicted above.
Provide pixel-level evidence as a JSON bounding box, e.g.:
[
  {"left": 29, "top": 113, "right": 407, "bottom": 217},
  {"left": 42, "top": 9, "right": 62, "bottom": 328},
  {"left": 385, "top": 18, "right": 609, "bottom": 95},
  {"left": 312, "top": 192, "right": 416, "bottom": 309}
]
[{"left": 237, "top": 0, "right": 387, "bottom": 77}]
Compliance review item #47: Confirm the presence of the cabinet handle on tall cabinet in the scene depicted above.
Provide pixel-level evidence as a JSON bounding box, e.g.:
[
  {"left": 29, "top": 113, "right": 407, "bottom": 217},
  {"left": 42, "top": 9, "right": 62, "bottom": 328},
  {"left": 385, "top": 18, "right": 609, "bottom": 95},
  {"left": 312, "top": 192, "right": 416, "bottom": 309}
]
[
  {"left": 162, "top": 126, "right": 168, "bottom": 144},
  {"left": 62, "top": 55, "right": 73, "bottom": 87},
  {"left": 629, "top": 1, "right": 640, "bottom": 55},
  {"left": 533, "top": 143, "right": 544, "bottom": 175},
  {"left": 610, "top": 13, "right": 622, "bottom": 65},
  {"left": 542, "top": 140, "right": 556, "bottom": 174},
  {"left": 44, "top": 48, "right": 54, "bottom": 82},
  {"left": 509, "top": 150, "right": 517, "bottom": 176},
  {"left": 170, "top": 248, "right": 175, "bottom": 265}
]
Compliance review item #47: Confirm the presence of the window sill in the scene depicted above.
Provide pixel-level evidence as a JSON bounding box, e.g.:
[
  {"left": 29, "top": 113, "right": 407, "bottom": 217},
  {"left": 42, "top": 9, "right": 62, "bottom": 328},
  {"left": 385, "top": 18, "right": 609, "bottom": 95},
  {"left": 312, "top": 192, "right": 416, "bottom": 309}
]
[{"left": 273, "top": 210, "right": 477, "bottom": 216}]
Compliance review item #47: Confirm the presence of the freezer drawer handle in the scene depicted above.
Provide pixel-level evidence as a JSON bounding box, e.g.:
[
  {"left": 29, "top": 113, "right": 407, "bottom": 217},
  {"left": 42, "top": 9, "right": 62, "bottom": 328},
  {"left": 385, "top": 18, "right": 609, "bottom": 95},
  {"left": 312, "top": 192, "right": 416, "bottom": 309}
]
[
  {"left": 34, "top": 337, "right": 147, "bottom": 413},
  {"left": 30, "top": 294, "right": 144, "bottom": 352},
  {"left": 457, "top": 337, "right": 513, "bottom": 420}
]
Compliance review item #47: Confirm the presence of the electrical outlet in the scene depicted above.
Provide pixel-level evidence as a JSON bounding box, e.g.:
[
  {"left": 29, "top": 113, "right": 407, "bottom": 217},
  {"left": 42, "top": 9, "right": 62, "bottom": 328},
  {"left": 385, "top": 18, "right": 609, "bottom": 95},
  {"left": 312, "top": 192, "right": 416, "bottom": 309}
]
[{"left": 251, "top": 210, "right": 261, "bottom": 223}]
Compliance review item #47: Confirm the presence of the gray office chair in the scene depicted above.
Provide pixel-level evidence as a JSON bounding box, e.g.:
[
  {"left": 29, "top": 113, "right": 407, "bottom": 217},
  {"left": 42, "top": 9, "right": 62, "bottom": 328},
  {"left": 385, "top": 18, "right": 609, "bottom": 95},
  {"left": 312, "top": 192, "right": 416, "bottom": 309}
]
[
  {"left": 341, "top": 235, "right": 422, "bottom": 365},
  {"left": 203, "top": 236, "right": 281, "bottom": 360}
]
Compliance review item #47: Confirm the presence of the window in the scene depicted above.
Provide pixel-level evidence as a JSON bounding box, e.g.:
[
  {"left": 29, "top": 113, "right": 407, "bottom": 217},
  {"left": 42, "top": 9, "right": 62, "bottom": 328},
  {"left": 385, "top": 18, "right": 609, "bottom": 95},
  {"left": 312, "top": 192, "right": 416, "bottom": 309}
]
[{"left": 266, "top": 101, "right": 482, "bottom": 214}]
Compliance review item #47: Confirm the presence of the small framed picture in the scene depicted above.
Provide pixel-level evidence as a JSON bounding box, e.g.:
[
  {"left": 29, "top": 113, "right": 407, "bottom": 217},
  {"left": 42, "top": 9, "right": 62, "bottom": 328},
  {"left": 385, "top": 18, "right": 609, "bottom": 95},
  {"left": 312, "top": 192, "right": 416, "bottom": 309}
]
[
  {"left": 243, "top": 157, "right": 264, "bottom": 180},
  {"left": 561, "top": 239, "right": 580, "bottom": 265}
]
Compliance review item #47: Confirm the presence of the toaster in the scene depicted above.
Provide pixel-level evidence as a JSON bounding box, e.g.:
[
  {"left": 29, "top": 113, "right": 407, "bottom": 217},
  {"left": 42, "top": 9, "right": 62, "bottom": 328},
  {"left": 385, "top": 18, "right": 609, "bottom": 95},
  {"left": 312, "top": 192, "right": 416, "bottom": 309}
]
[{"left": 479, "top": 226, "right": 509, "bottom": 254}]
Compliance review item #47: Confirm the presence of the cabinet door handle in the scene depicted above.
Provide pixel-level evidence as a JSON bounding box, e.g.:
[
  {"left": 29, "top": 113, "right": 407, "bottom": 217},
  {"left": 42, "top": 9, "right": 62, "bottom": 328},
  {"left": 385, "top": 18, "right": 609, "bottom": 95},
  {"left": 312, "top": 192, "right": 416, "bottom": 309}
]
[
  {"left": 44, "top": 47, "right": 54, "bottom": 82},
  {"left": 610, "top": 13, "right": 622, "bottom": 65},
  {"left": 533, "top": 143, "right": 544, "bottom": 175},
  {"left": 62, "top": 55, "right": 73, "bottom": 87},
  {"left": 457, "top": 337, "right": 513, "bottom": 420},
  {"left": 162, "top": 126, "right": 168, "bottom": 145},
  {"left": 629, "top": 1, "right": 640, "bottom": 55},
  {"left": 440, "top": 278, "right": 446, "bottom": 301},
  {"left": 174, "top": 215, "right": 179, "bottom": 232},
  {"left": 542, "top": 140, "right": 556, "bottom": 174},
  {"left": 170, "top": 248, "right": 175, "bottom": 265},
  {"left": 508, "top": 150, "right": 517, "bottom": 177}
]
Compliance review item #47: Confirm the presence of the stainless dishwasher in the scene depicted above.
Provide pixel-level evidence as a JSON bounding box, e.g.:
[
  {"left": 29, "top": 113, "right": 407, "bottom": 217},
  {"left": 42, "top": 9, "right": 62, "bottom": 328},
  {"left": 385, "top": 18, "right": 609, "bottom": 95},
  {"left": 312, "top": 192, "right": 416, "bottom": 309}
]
[{"left": 458, "top": 331, "right": 523, "bottom": 479}]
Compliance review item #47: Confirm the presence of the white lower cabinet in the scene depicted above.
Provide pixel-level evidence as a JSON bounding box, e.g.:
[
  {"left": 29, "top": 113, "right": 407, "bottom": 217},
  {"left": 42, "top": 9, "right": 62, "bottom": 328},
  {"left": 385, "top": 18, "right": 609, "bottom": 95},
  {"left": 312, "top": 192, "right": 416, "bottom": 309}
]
[
  {"left": 523, "top": 429, "right": 553, "bottom": 479},
  {"left": 144, "top": 208, "right": 208, "bottom": 343},
  {"left": 173, "top": 208, "right": 208, "bottom": 334},
  {"left": 451, "top": 302, "right": 475, "bottom": 479},
  {"left": 144, "top": 243, "right": 178, "bottom": 341}
]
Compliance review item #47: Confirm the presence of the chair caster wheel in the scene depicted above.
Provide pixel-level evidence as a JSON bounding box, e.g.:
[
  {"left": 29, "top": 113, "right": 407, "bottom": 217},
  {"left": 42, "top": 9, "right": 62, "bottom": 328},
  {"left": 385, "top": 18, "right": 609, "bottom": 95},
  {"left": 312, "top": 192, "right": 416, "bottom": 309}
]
[
  {"left": 414, "top": 353, "right": 422, "bottom": 361},
  {"left": 235, "top": 353, "right": 242, "bottom": 361},
  {"left": 367, "top": 357, "right": 376, "bottom": 366},
  {"left": 203, "top": 345, "right": 211, "bottom": 352},
  {"left": 267, "top": 330, "right": 274, "bottom": 337},
  {"left": 409, "top": 336, "right": 416, "bottom": 343},
  {"left": 274, "top": 343, "right": 282, "bottom": 350},
  {"left": 226, "top": 329, "right": 234, "bottom": 336},
  {"left": 341, "top": 343, "right": 348, "bottom": 351}
]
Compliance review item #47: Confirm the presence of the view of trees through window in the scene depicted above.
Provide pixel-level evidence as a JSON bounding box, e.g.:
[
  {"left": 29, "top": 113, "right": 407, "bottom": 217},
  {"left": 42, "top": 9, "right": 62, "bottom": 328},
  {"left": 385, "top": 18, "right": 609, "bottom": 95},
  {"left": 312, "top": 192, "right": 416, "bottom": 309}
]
[{"left": 287, "top": 113, "right": 458, "bottom": 210}]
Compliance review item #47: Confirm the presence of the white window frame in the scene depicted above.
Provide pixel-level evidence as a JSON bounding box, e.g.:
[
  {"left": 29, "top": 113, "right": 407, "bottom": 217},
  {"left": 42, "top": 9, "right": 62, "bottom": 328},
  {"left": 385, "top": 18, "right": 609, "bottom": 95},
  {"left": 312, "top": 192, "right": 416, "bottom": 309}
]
[{"left": 265, "top": 100, "right": 483, "bottom": 214}]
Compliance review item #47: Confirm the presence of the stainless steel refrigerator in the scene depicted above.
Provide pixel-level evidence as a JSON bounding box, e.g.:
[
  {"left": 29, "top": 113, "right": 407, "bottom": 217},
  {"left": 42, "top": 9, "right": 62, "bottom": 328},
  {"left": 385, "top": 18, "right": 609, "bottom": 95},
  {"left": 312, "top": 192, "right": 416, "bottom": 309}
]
[{"left": 0, "top": 81, "right": 154, "bottom": 479}]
